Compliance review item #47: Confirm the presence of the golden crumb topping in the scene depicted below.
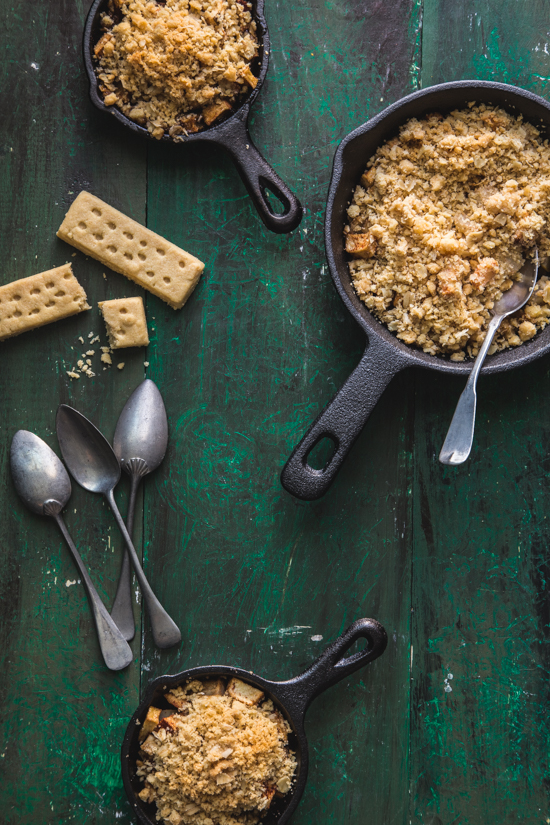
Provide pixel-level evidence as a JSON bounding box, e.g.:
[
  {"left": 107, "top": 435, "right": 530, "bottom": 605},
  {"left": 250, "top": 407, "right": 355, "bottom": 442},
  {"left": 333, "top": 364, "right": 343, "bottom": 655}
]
[
  {"left": 136, "top": 678, "right": 296, "bottom": 825},
  {"left": 345, "top": 105, "right": 550, "bottom": 360},
  {"left": 95, "top": 0, "right": 259, "bottom": 138}
]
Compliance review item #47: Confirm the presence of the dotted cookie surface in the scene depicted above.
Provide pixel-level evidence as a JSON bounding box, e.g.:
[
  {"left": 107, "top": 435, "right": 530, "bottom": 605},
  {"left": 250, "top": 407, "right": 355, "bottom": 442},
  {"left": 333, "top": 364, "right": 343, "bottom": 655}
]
[{"left": 58, "top": 191, "right": 204, "bottom": 309}]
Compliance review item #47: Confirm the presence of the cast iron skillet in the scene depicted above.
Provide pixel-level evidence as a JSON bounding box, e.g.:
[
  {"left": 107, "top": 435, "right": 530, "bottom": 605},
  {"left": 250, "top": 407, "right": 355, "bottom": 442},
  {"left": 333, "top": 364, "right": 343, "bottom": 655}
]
[
  {"left": 281, "top": 80, "right": 550, "bottom": 501},
  {"left": 83, "top": 0, "right": 302, "bottom": 234},
  {"left": 121, "top": 617, "right": 387, "bottom": 825}
]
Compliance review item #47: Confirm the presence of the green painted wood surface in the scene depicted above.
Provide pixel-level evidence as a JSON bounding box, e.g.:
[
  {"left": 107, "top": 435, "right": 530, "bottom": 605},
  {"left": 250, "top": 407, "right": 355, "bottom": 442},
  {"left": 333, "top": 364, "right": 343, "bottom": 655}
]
[{"left": 1, "top": 0, "right": 550, "bottom": 823}]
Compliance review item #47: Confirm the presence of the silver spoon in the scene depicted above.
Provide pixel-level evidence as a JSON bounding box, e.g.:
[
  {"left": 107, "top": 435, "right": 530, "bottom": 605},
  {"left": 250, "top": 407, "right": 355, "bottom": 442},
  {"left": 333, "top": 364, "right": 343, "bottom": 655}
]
[
  {"left": 110, "top": 380, "right": 169, "bottom": 641},
  {"left": 10, "top": 430, "right": 133, "bottom": 671},
  {"left": 56, "top": 405, "right": 181, "bottom": 649},
  {"left": 439, "top": 253, "right": 539, "bottom": 466}
]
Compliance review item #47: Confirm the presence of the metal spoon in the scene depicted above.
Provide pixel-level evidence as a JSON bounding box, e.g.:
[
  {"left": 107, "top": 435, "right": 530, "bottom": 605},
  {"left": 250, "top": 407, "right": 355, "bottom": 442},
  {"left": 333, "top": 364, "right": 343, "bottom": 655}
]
[
  {"left": 439, "top": 253, "right": 539, "bottom": 465},
  {"left": 10, "top": 430, "right": 133, "bottom": 671},
  {"left": 110, "top": 380, "right": 169, "bottom": 641},
  {"left": 55, "top": 405, "right": 181, "bottom": 649}
]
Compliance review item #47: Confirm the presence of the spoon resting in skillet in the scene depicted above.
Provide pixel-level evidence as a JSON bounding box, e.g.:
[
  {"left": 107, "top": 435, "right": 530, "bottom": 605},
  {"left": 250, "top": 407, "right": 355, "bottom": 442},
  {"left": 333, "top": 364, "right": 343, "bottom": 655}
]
[
  {"left": 439, "top": 253, "right": 539, "bottom": 465},
  {"left": 281, "top": 81, "right": 550, "bottom": 500}
]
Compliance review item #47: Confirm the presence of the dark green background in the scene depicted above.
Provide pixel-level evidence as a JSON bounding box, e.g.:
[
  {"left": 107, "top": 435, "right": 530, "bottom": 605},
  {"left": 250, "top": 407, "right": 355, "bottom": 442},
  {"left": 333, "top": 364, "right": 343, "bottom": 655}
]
[{"left": 1, "top": 0, "right": 550, "bottom": 822}]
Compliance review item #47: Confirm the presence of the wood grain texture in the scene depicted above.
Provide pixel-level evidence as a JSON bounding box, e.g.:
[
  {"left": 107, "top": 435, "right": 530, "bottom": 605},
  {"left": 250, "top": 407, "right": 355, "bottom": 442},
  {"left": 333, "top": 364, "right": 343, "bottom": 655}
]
[
  {"left": 0, "top": 0, "right": 146, "bottom": 821},
  {"left": 412, "top": 2, "right": 550, "bottom": 823},
  {"left": 2, "top": 0, "right": 550, "bottom": 823},
  {"left": 143, "top": 2, "right": 420, "bottom": 824}
]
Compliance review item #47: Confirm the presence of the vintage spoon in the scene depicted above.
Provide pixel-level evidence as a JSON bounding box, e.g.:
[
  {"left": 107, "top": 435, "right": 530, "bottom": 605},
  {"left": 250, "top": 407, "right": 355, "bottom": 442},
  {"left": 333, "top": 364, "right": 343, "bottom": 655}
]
[
  {"left": 439, "top": 253, "right": 539, "bottom": 466},
  {"left": 56, "top": 405, "right": 181, "bottom": 649},
  {"left": 110, "top": 380, "right": 169, "bottom": 641},
  {"left": 10, "top": 430, "right": 133, "bottom": 671}
]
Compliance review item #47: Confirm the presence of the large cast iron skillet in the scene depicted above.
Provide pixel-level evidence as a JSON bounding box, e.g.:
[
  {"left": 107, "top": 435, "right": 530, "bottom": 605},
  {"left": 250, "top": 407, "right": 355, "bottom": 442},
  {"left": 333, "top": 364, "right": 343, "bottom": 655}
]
[
  {"left": 281, "top": 81, "right": 550, "bottom": 500},
  {"left": 121, "top": 617, "right": 387, "bottom": 825},
  {"left": 83, "top": 0, "right": 302, "bottom": 234}
]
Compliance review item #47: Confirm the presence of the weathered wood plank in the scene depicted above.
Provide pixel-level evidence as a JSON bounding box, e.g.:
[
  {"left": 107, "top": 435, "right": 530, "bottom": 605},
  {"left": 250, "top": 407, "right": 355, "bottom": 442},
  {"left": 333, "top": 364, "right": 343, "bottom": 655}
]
[
  {"left": 143, "top": 2, "right": 421, "bottom": 824},
  {"left": 9, "top": 0, "right": 550, "bottom": 823},
  {"left": 412, "top": 3, "right": 550, "bottom": 822},
  {"left": 0, "top": 0, "right": 146, "bottom": 821}
]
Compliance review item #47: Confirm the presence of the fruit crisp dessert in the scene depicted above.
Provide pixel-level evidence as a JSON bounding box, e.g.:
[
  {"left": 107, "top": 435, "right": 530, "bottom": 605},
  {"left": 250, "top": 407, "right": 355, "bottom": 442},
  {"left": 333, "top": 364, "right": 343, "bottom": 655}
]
[
  {"left": 345, "top": 104, "right": 550, "bottom": 360},
  {"left": 94, "top": 0, "right": 259, "bottom": 139},
  {"left": 136, "top": 676, "right": 296, "bottom": 825}
]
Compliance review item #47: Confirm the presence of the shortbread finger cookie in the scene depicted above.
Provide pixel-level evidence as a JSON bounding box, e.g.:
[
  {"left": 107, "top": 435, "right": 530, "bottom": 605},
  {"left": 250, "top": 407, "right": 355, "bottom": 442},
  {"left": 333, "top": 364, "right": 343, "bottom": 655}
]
[
  {"left": 57, "top": 191, "right": 204, "bottom": 309},
  {"left": 99, "top": 296, "right": 149, "bottom": 348},
  {"left": 0, "top": 264, "right": 89, "bottom": 342}
]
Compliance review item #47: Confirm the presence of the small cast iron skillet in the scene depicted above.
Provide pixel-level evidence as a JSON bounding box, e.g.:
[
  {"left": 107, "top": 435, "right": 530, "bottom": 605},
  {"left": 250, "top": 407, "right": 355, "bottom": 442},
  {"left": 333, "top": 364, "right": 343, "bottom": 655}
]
[
  {"left": 121, "top": 617, "right": 387, "bottom": 825},
  {"left": 83, "top": 0, "right": 302, "bottom": 234},
  {"left": 281, "top": 80, "right": 550, "bottom": 501}
]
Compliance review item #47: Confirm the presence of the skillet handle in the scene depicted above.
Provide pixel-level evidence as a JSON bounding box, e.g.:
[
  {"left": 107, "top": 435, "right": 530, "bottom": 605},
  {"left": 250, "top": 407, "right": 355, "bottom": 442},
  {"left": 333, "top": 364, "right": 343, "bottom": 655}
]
[
  {"left": 276, "top": 619, "right": 387, "bottom": 715},
  {"left": 213, "top": 114, "right": 303, "bottom": 234},
  {"left": 280, "top": 340, "right": 405, "bottom": 500}
]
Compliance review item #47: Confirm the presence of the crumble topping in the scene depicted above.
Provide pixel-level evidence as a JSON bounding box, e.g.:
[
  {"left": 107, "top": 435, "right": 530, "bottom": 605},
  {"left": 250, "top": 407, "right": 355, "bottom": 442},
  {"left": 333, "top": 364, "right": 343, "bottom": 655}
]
[
  {"left": 345, "top": 105, "right": 550, "bottom": 360},
  {"left": 136, "top": 677, "right": 296, "bottom": 825},
  {"left": 95, "top": 0, "right": 259, "bottom": 138}
]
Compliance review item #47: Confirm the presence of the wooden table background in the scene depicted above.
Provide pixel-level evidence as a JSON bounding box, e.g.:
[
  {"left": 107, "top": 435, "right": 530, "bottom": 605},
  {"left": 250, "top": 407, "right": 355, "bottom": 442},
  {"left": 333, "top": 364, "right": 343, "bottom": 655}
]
[{"left": 1, "top": 0, "right": 550, "bottom": 822}]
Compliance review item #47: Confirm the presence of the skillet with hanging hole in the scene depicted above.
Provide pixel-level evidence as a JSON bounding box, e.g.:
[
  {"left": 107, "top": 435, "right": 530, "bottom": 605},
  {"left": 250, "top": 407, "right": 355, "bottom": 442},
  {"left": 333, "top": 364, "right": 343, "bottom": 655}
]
[
  {"left": 83, "top": 0, "right": 302, "bottom": 234},
  {"left": 280, "top": 80, "right": 550, "bottom": 501},
  {"left": 121, "top": 617, "right": 387, "bottom": 825}
]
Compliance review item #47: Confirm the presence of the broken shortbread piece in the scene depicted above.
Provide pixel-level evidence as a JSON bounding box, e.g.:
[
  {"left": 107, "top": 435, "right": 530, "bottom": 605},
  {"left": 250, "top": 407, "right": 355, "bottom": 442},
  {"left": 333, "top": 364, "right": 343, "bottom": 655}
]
[
  {"left": 99, "top": 296, "right": 149, "bottom": 348},
  {"left": 57, "top": 191, "right": 204, "bottom": 309},
  {"left": 227, "top": 678, "right": 264, "bottom": 706},
  {"left": 0, "top": 263, "right": 89, "bottom": 341}
]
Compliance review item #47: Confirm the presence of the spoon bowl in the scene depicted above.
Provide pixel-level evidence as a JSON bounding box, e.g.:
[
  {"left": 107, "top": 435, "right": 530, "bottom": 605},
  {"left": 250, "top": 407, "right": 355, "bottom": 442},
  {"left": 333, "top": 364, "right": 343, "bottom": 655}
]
[
  {"left": 492, "top": 263, "right": 538, "bottom": 315},
  {"left": 11, "top": 430, "right": 71, "bottom": 514},
  {"left": 113, "top": 379, "right": 168, "bottom": 474},
  {"left": 56, "top": 405, "right": 121, "bottom": 493}
]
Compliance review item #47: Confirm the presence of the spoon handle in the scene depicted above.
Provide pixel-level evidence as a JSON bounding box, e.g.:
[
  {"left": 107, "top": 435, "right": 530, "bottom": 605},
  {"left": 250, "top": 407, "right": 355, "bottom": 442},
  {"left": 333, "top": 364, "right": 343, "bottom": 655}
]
[
  {"left": 52, "top": 512, "right": 133, "bottom": 671},
  {"left": 105, "top": 488, "right": 181, "bottom": 649},
  {"left": 439, "top": 314, "right": 503, "bottom": 465},
  {"left": 110, "top": 473, "right": 140, "bottom": 641}
]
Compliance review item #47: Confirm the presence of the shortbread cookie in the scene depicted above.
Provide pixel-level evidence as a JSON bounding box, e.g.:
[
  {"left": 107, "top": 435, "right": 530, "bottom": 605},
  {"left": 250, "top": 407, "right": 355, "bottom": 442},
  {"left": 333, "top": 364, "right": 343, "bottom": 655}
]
[
  {"left": 99, "top": 296, "right": 149, "bottom": 348},
  {"left": 0, "top": 264, "right": 89, "bottom": 342},
  {"left": 57, "top": 191, "right": 204, "bottom": 309}
]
